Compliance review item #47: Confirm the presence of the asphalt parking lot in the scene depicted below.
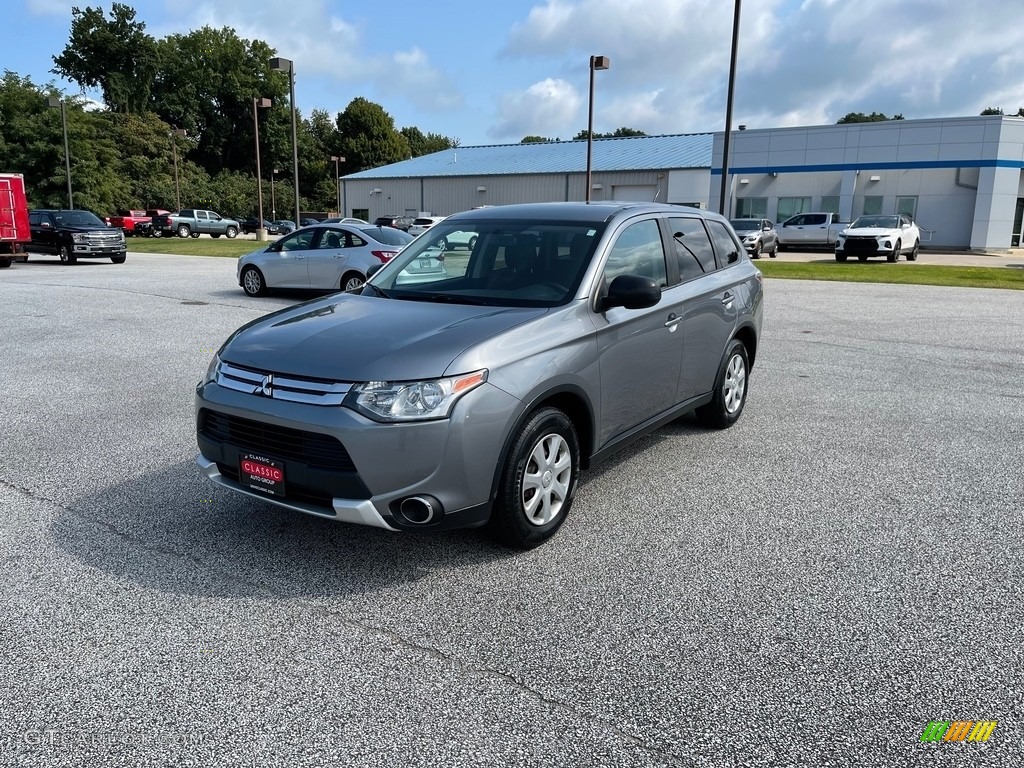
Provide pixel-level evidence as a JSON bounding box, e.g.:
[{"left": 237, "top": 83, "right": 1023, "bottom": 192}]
[{"left": 1, "top": 253, "right": 1022, "bottom": 767}]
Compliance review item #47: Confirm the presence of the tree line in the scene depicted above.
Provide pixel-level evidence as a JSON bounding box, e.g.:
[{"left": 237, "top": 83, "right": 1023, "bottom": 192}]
[{"left": 0, "top": 3, "right": 457, "bottom": 217}]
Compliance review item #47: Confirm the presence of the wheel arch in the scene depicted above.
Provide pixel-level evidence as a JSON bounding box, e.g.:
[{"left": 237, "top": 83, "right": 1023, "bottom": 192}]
[
  {"left": 732, "top": 323, "right": 758, "bottom": 370},
  {"left": 487, "top": 384, "right": 596, "bottom": 505}
]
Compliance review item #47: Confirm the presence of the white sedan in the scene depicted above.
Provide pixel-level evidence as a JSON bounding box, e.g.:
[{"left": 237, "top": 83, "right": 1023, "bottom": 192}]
[
  {"left": 834, "top": 214, "right": 921, "bottom": 262},
  {"left": 237, "top": 224, "right": 414, "bottom": 296}
]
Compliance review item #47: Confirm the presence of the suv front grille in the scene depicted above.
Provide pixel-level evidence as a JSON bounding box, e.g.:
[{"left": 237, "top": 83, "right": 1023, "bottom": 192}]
[
  {"left": 843, "top": 236, "right": 881, "bottom": 254},
  {"left": 198, "top": 409, "right": 355, "bottom": 471},
  {"left": 216, "top": 361, "right": 351, "bottom": 406}
]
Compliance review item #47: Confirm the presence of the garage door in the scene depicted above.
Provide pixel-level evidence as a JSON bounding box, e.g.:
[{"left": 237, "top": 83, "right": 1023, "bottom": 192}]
[{"left": 612, "top": 185, "right": 657, "bottom": 202}]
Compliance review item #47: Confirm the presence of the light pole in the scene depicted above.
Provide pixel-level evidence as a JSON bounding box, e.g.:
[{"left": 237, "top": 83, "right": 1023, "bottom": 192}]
[
  {"left": 585, "top": 55, "right": 610, "bottom": 203},
  {"left": 270, "top": 168, "right": 279, "bottom": 221},
  {"left": 47, "top": 97, "right": 73, "bottom": 209},
  {"left": 718, "top": 0, "right": 742, "bottom": 215},
  {"left": 170, "top": 128, "right": 186, "bottom": 211},
  {"left": 253, "top": 97, "right": 272, "bottom": 240},
  {"left": 330, "top": 155, "right": 345, "bottom": 215},
  {"left": 270, "top": 57, "right": 301, "bottom": 227}
]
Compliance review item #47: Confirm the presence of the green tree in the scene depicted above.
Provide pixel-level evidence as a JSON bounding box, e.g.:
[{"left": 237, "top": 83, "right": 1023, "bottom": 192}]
[
  {"left": 836, "top": 112, "right": 904, "bottom": 123},
  {"left": 150, "top": 27, "right": 286, "bottom": 175},
  {"left": 521, "top": 135, "right": 558, "bottom": 143},
  {"left": 400, "top": 126, "right": 457, "bottom": 157},
  {"left": 980, "top": 107, "right": 1004, "bottom": 115},
  {"left": 573, "top": 126, "right": 647, "bottom": 140},
  {"left": 336, "top": 98, "right": 411, "bottom": 172},
  {"left": 51, "top": 3, "right": 158, "bottom": 114}
]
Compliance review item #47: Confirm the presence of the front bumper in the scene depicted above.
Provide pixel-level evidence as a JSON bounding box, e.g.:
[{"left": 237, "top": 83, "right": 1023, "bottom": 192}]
[{"left": 194, "top": 378, "right": 519, "bottom": 532}]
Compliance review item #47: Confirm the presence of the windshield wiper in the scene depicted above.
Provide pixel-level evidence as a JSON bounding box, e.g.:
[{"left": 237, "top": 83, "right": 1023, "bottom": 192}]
[
  {"left": 360, "top": 282, "right": 391, "bottom": 299},
  {"left": 404, "top": 293, "right": 488, "bottom": 306}
]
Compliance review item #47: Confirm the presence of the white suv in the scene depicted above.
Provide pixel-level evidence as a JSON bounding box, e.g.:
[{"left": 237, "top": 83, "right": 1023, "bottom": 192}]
[{"left": 407, "top": 216, "right": 447, "bottom": 238}]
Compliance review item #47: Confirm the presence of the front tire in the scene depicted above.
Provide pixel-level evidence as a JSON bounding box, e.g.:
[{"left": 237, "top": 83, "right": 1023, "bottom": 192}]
[
  {"left": 241, "top": 266, "right": 266, "bottom": 296},
  {"left": 0, "top": 258, "right": 12, "bottom": 269},
  {"left": 835, "top": 253, "right": 847, "bottom": 262},
  {"left": 59, "top": 245, "right": 77, "bottom": 264},
  {"left": 887, "top": 240, "right": 901, "bottom": 263},
  {"left": 491, "top": 407, "right": 580, "bottom": 549},
  {"left": 111, "top": 254, "right": 126, "bottom": 264},
  {"left": 695, "top": 339, "right": 749, "bottom": 429},
  {"left": 907, "top": 240, "right": 919, "bottom": 261},
  {"left": 751, "top": 243, "right": 761, "bottom": 260}
]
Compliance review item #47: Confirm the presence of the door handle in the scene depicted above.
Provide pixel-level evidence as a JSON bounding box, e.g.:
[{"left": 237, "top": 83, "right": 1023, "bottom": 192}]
[
  {"left": 664, "top": 313, "right": 680, "bottom": 328},
  {"left": 721, "top": 292, "right": 734, "bottom": 305}
]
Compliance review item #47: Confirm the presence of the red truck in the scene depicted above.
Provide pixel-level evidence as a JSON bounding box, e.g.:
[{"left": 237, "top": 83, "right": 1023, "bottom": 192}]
[
  {"left": 0, "top": 173, "right": 30, "bottom": 268},
  {"left": 108, "top": 208, "right": 169, "bottom": 236}
]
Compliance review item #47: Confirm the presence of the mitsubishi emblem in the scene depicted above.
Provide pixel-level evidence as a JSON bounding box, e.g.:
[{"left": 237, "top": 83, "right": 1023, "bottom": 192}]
[{"left": 258, "top": 373, "right": 274, "bottom": 397}]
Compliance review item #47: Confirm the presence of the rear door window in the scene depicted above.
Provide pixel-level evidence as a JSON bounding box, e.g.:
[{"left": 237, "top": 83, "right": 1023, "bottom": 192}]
[
  {"left": 706, "top": 220, "right": 742, "bottom": 267},
  {"left": 668, "top": 217, "right": 716, "bottom": 280}
]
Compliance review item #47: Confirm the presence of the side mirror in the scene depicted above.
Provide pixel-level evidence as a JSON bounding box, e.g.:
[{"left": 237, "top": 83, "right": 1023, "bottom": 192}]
[
  {"left": 600, "top": 274, "right": 660, "bottom": 311},
  {"left": 367, "top": 263, "right": 384, "bottom": 278}
]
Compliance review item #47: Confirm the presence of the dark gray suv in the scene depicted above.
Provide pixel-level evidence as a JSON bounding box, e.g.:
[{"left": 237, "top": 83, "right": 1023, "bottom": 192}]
[{"left": 196, "top": 202, "right": 763, "bottom": 548}]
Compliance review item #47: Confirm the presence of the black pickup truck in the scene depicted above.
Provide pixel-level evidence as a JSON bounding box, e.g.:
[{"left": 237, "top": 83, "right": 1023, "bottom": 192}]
[{"left": 27, "top": 209, "right": 127, "bottom": 264}]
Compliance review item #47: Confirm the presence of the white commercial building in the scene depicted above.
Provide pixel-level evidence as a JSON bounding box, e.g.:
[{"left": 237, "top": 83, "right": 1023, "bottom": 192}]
[{"left": 343, "top": 115, "right": 1024, "bottom": 250}]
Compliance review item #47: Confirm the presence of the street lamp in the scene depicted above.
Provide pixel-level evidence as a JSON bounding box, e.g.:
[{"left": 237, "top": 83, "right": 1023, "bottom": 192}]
[
  {"left": 253, "top": 97, "right": 272, "bottom": 240},
  {"left": 585, "top": 55, "right": 610, "bottom": 203},
  {"left": 270, "top": 168, "right": 279, "bottom": 221},
  {"left": 47, "top": 97, "right": 73, "bottom": 209},
  {"left": 330, "top": 155, "right": 345, "bottom": 215},
  {"left": 718, "top": 0, "right": 742, "bottom": 215},
  {"left": 269, "top": 57, "right": 301, "bottom": 227},
  {"left": 170, "top": 128, "right": 186, "bottom": 211}
]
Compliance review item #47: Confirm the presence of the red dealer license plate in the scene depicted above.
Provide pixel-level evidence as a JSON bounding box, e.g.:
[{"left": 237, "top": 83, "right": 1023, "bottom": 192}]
[{"left": 239, "top": 454, "right": 286, "bottom": 498}]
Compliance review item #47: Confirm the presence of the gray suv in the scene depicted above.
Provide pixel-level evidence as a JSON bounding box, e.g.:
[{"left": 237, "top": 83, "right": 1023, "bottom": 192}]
[{"left": 196, "top": 202, "right": 763, "bottom": 548}]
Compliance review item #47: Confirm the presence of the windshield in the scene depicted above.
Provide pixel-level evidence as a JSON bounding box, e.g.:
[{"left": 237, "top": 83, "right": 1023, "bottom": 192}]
[
  {"left": 851, "top": 215, "right": 899, "bottom": 229},
  {"left": 53, "top": 211, "right": 107, "bottom": 228},
  {"left": 729, "top": 219, "right": 760, "bottom": 232},
  {"left": 363, "top": 219, "right": 605, "bottom": 308}
]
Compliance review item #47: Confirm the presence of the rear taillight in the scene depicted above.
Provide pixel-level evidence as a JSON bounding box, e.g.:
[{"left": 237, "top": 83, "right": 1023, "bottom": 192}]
[{"left": 371, "top": 250, "right": 398, "bottom": 263}]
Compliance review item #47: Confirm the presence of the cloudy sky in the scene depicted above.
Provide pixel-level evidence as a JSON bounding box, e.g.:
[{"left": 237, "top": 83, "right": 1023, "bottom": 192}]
[{"left": 13, "top": 0, "right": 1024, "bottom": 146}]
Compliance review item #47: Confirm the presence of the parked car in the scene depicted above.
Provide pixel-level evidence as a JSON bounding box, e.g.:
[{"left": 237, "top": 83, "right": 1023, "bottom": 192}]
[
  {"left": 730, "top": 218, "right": 778, "bottom": 259},
  {"left": 26, "top": 209, "right": 127, "bottom": 264},
  {"left": 776, "top": 212, "right": 846, "bottom": 250},
  {"left": 407, "top": 216, "right": 447, "bottom": 238},
  {"left": 196, "top": 202, "right": 763, "bottom": 549},
  {"left": 272, "top": 220, "right": 297, "bottom": 234},
  {"left": 374, "top": 214, "right": 414, "bottom": 231},
  {"left": 239, "top": 218, "right": 280, "bottom": 235},
  {"left": 236, "top": 223, "right": 415, "bottom": 296},
  {"left": 152, "top": 209, "right": 240, "bottom": 239},
  {"left": 300, "top": 218, "right": 321, "bottom": 227},
  {"left": 834, "top": 214, "right": 921, "bottom": 262},
  {"left": 319, "top": 217, "right": 371, "bottom": 226}
]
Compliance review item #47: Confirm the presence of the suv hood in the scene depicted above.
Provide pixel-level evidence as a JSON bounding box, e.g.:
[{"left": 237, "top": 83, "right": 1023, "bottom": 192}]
[{"left": 221, "top": 294, "right": 547, "bottom": 381}]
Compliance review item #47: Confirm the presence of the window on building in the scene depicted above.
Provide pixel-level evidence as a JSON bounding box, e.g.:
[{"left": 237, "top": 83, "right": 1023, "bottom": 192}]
[
  {"left": 820, "top": 196, "right": 840, "bottom": 216},
  {"left": 735, "top": 197, "right": 767, "bottom": 218},
  {"left": 776, "top": 197, "right": 811, "bottom": 223},
  {"left": 862, "top": 196, "right": 883, "bottom": 216},
  {"left": 896, "top": 196, "right": 918, "bottom": 220},
  {"left": 352, "top": 208, "right": 369, "bottom": 221}
]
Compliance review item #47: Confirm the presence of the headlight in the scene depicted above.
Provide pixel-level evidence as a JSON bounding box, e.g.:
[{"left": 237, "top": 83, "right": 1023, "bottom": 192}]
[
  {"left": 346, "top": 370, "right": 487, "bottom": 422},
  {"left": 72, "top": 233, "right": 86, "bottom": 243},
  {"left": 200, "top": 353, "right": 221, "bottom": 386}
]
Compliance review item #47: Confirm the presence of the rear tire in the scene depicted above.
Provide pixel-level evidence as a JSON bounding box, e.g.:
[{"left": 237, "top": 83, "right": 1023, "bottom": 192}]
[
  {"left": 241, "top": 266, "right": 266, "bottom": 296},
  {"left": 211, "top": 233, "right": 221, "bottom": 239},
  {"left": 341, "top": 271, "right": 365, "bottom": 292},
  {"left": 695, "top": 339, "right": 749, "bottom": 429},
  {"left": 0, "top": 258, "right": 12, "bottom": 269},
  {"left": 177, "top": 225, "right": 191, "bottom": 238},
  {"left": 490, "top": 407, "right": 580, "bottom": 549}
]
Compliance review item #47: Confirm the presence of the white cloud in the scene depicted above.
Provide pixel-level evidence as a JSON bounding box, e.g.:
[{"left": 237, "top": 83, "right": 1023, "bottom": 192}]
[{"left": 490, "top": 78, "right": 582, "bottom": 140}]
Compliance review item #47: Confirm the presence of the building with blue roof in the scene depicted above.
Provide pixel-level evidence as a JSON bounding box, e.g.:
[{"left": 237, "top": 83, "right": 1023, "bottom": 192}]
[{"left": 340, "top": 116, "right": 1024, "bottom": 249}]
